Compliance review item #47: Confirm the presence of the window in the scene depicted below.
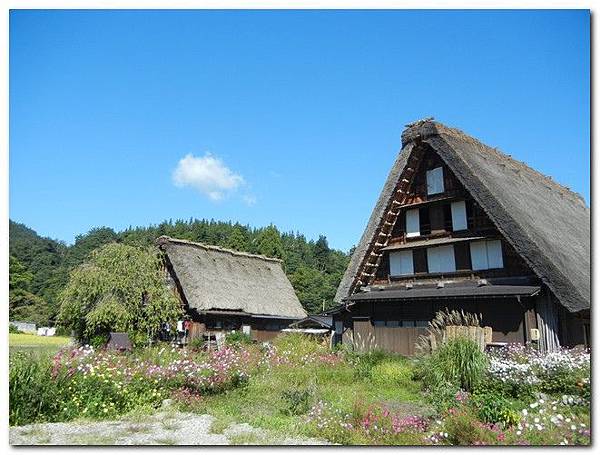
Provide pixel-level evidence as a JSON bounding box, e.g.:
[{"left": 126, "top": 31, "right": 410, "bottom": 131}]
[
  {"left": 373, "top": 320, "right": 385, "bottom": 327},
  {"left": 401, "top": 320, "right": 415, "bottom": 327},
  {"left": 454, "top": 242, "right": 472, "bottom": 270},
  {"left": 429, "top": 205, "right": 445, "bottom": 232},
  {"left": 406, "top": 209, "right": 420, "bottom": 237},
  {"left": 415, "top": 321, "right": 429, "bottom": 327},
  {"left": 413, "top": 249, "right": 428, "bottom": 273},
  {"left": 427, "top": 245, "right": 456, "bottom": 273},
  {"left": 335, "top": 321, "right": 343, "bottom": 334},
  {"left": 451, "top": 200, "right": 468, "bottom": 231},
  {"left": 387, "top": 321, "right": 400, "bottom": 328},
  {"left": 470, "top": 239, "right": 504, "bottom": 270},
  {"left": 426, "top": 167, "right": 445, "bottom": 195},
  {"left": 389, "top": 250, "right": 414, "bottom": 276}
]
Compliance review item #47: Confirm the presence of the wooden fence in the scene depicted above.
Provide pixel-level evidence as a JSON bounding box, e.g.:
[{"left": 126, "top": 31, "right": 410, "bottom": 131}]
[{"left": 442, "top": 325, "right": 492, "bottom": 351}]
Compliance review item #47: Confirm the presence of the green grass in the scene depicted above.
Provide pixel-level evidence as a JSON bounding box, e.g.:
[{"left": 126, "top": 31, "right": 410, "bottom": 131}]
[
  {"left": 228, "top": 431, "right": 278, "bottom": 445},
  {"left": 69, "top": 433, "right": 117, "bottom": 445},
  {"left": 153, "top": 437, "right": 176, "bottom": 445},
  {"left": 9, "top": 333, "right": 72, "bottom": 354},
  {"left": 197, "top": 353, "right": 426, "bottom": 443}
]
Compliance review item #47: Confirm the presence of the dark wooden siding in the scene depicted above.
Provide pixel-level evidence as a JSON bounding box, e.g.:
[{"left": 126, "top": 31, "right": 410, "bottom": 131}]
[
  {"left": 353, "top": 320, "right": 427, "bottom": 356},
  {"left": 336, "top": 297, "right": 532, "bottom": 355}
]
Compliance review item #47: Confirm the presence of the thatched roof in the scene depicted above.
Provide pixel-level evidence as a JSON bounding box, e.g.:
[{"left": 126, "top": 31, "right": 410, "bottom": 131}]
[
  {"left": 335, "top": 119, "right": 590, "bottom": 313},
  {"left": 156, "top": 236, "right": 307, "bottom": 319}
]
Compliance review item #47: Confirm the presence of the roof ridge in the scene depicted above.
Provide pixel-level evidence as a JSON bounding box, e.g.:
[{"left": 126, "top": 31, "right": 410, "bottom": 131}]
[{"left": 155, "top": 236, "right": 284, "bottom": 263}]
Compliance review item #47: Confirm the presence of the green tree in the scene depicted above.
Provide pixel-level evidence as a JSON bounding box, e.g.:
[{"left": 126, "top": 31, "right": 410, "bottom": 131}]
[
  {"left": 64, "top": 226, "right": 118, "bottom": 269},
  {"left": 9, "top": 220, "right": 67, "bottom": 316},
  {"left": 9, "top": 256, "right": 33, "bottom": 291},
  {"left": 290, "top": 266, "right": 335, "bottom": 314},
  {"left": 58, "top": 243, "right": 182, "bottom": 345},
  {"left": 314, "top": 235, "right": 330, "bottom": 271},
  {"left": 255, "top": 225, "right": 285, "bottom": 259},
  {"left": 9, "top": 255, "right": 51, "bottom": 325},
  {"left": 226, "top": 225, "right": 250, "bottom": 251}
]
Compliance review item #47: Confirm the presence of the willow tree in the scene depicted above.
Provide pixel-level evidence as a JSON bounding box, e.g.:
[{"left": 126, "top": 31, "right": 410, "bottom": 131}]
[{"left": 58, "top": 243, "right": 182, "bottom": 346}]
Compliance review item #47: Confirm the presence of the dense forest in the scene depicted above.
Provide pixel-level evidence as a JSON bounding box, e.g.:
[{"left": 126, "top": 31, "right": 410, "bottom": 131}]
[{"left": 9, "top": 219, "right": 351, "bottom": 326}]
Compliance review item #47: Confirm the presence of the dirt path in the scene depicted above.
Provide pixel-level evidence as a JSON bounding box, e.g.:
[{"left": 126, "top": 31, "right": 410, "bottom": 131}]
[{"left": 9, "top": 411, "right": 328, "bottom": 446}]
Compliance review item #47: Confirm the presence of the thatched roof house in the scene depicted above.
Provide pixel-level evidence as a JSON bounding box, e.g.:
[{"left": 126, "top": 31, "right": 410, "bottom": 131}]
[
  {"left": 156, "top": 236, "right": 306, "bottom": 340},
  {"left": 332, "top": 119, "right": 590, "bottom": 354}
]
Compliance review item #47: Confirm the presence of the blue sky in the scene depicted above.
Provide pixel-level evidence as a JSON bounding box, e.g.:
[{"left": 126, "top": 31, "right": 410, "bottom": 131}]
[{"left": 9, "top": 9, "right": 590, "bottom": 251}]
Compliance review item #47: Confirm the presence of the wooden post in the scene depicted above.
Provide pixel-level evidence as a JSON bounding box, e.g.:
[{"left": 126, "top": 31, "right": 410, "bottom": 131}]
[{"left": 484, "top": 326, "right": 492, "bottom": 344}]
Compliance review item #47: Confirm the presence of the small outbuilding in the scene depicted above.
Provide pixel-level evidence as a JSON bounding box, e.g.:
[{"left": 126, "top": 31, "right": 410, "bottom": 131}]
[
  {"left": 289, "top": 315, "right": 333, "bottom": 330},
  {"left": 156, "top": 236, "right": 307, "bottom": 342}
]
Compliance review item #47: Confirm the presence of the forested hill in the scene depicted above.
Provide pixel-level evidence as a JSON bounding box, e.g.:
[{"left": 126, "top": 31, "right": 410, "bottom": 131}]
[{"left": 9, "top": 219, "right": 351, "bottom": 325}]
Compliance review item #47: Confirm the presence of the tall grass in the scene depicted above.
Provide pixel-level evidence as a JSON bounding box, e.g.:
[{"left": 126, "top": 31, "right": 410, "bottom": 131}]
[
  {"left": 417, "top": 337, "right": 487, "bottom": 392},
  {"left": 9, "top": 352, "right": 66, "bottom": 426}
]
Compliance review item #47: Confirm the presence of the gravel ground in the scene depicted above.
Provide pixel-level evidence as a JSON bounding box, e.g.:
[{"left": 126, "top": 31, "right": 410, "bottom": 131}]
[{"left": 9, "top": 411, "right": 329, "bottom": 446}]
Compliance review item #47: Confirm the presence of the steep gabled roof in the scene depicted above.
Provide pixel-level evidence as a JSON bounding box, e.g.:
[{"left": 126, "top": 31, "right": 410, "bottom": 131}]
[
  {"left": 335, "top": 120, "right": 590, "bottom": 313},
  {"left": 156, "top": 236, "right": 307, "bottom": 319}
]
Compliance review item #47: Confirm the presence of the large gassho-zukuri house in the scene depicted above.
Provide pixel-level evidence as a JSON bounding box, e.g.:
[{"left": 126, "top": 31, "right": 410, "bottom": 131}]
[
  {"left": 331, "top": 119, "right": 590, "bottom": 355},
  {"left": 156, "top": 236, "right": 307, "bottom": 342}
]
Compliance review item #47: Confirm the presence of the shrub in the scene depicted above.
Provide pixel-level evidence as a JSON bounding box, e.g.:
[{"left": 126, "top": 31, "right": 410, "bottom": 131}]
[
  {"left": 486, "top": 344, "right": 590, "bottom": 402},
  {"left": 9, "top": 352, "right": 66, "bottom": 425},
  {"left": 471, "top": 391, "right": 521, "bottom": 427},
  {"left": 418, "top": 338, "right": 487, "bottom": 392},
  {"left": 435, "top": 407, "right": 500, "bottom": 445},
  {"left": 225, "top": 331, "right": 253, "bottom": 346},
  {"left": 189, "top": 337, "right": 205, "bottom": 350},
  {"left": 538, "top": 366, "right": 590, "bottom": 399},
  {"left": 271, "top": 332, "right": 328, "bottom": 362},
  {"left": 426, "top": 382, "right": 463, "bottom": 413},
  {"left": 370, "top": 360, "right": 414, "bottom": 388},
  {"left": 90, "top": 334, "right": 109, "bottom": 348},
  {"left": 280, "top": 387, "right": 313, "bottom": 416},
  {"left": 9, "top": 324, "right": 23, "bottom": 334},
  {"left": 350, "top": 349, "right": 389, "bottom": 379}
]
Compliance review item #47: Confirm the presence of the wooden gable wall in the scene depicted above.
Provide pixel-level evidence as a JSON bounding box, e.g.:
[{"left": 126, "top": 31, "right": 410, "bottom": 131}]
[{"left": 371, "top": 145, "right": 535, "bottom": 285}]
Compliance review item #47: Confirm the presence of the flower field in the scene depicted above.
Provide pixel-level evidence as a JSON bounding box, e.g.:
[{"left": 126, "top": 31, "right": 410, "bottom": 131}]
[{"left": 9, "top": 334, "right": 591, "bottom": 446}]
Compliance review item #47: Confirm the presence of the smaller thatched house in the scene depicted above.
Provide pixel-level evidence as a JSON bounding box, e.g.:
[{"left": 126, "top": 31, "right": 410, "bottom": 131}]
[{"left": 156, "top": 236, "right": 307, "bottom": 342}]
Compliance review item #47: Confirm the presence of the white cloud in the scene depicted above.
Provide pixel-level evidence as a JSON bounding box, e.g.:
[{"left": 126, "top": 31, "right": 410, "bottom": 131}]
[
  {"left": 172, "top": 153, "right": 244, "bottom": 201},
  {"left": 243, "top": 194, "right": 257, "bottom": 206}
]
